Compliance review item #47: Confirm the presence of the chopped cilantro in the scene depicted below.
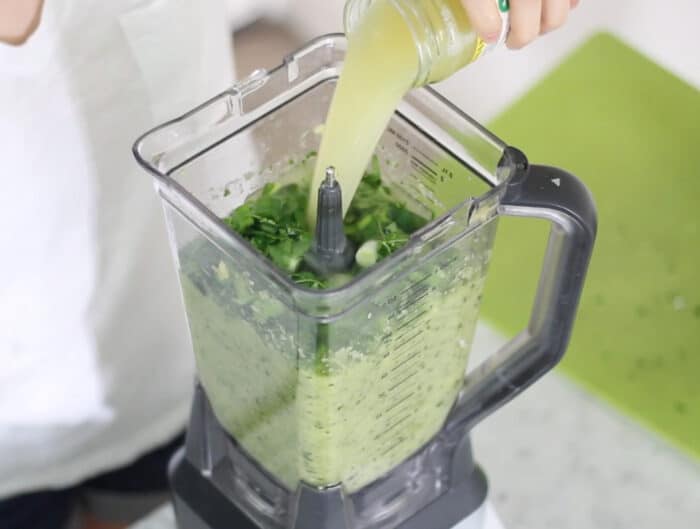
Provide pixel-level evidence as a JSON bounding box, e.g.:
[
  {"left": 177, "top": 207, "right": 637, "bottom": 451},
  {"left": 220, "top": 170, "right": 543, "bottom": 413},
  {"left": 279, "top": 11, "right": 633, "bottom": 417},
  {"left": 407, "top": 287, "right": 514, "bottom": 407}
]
[{"left": 224, "top": 156, "right": 430, "bottom": 289}]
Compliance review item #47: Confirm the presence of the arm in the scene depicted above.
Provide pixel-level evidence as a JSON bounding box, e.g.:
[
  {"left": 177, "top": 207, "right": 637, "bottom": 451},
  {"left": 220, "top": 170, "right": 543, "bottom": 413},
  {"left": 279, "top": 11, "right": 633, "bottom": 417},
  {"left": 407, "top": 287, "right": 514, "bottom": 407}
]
[
  {"left": 0, "top": 0, "right": 45, "bottom": 46},
  {"left": 462, "top": 0, "right": 580, "bottom": 49}
]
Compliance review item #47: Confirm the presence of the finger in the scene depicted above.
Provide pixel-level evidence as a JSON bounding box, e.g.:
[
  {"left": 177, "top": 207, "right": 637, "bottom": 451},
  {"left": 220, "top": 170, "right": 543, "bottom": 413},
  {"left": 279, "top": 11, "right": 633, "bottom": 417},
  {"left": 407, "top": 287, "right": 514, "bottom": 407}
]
[
  {"left": 570, "top": 0, "right": 581, "bottom": 8},
  {"left": 541, "top": 0, "right": 569, "bottom": 33},
  {"left": 462, "top": 0, "right": 503, "bottom": 43},
  {"left": 507, "top": 0, "right": 543, "bottom": 49}
]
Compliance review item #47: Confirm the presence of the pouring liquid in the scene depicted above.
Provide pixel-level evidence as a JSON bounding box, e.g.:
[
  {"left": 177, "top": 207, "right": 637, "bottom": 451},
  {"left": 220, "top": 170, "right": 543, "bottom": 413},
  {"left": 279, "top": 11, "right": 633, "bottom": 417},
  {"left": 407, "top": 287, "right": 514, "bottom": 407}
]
[
  {"left": 308, "top": 0, "right": 487, "bottom": 225},
  {"left": 308, "top": 0, "right": 418, "bottom": 225}
]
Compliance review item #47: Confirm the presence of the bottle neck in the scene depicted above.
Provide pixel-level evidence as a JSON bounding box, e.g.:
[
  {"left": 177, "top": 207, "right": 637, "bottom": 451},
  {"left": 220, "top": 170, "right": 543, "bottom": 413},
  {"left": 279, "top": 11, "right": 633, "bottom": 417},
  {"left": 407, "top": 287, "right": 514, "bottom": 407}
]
[
  {"left": 391, "top": 0, "right": 445, "bottom": 86},
  {"left": 345, "top": 0, "right": 508, "bottom": 86},
  {"left": 344, "top": 0, "right": 469, "bottom": 87}
]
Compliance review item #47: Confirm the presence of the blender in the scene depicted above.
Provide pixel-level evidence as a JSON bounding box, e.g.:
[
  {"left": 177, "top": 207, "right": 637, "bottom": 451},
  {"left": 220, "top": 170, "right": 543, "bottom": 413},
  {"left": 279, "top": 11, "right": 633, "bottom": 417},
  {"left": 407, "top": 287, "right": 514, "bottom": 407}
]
[{"left": 133, "top": 35, "right": 596, "bottom": 529}]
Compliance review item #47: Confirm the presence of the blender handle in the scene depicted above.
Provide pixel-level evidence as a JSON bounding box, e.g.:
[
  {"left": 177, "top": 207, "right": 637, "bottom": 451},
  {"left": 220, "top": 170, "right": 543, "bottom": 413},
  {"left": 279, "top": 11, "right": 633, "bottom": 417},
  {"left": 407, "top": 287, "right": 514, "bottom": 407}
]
[{"left": 446, "top": 147, "right": 597, "bottom": 434}]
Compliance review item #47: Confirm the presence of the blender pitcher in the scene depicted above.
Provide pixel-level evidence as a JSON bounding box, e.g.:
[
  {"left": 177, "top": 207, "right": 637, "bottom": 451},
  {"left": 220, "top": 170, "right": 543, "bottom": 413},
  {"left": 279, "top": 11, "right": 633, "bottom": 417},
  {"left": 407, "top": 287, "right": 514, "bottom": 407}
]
[{"left": 134, "top": 35, "right": 596, "bottom": 529}]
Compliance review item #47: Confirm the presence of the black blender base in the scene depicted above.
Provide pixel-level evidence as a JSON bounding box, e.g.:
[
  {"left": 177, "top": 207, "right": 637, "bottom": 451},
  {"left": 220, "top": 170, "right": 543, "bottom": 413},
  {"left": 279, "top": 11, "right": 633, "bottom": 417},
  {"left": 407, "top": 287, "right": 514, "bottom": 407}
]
[
  {"left": 170, "top": 385, "right": 488, "bottom": 529},
  {"left": 169, "top": 449, "right": 254, "bottom": 528},
  {"left": 169, "top": 447, "right": 487, "bottom": 529}
]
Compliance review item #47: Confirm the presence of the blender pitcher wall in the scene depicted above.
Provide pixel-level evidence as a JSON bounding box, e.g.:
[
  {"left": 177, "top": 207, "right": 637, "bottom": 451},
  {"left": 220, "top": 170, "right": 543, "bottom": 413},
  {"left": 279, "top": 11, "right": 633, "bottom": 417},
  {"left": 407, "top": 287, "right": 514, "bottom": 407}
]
[{"left": 167, "top": 201, "right": 303, "bottom": 490}]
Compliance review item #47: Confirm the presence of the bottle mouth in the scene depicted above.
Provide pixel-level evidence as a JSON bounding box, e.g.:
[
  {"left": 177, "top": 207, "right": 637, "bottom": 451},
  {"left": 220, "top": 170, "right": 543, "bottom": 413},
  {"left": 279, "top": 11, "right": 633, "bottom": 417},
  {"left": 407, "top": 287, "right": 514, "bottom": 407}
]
[
  {"left": 343, "top": 0, "right": 438, "bottom": 87},
  {"left": 388, "top": 0, "right": 440, "bottom": 86}
]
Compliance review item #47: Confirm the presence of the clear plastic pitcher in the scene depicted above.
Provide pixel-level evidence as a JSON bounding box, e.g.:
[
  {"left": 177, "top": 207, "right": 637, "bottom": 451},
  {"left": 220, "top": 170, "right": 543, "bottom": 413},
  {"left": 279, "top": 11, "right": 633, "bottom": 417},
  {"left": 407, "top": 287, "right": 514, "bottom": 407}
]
[{"left": 134, "top": 34, "right": 595, "bottom": 503}]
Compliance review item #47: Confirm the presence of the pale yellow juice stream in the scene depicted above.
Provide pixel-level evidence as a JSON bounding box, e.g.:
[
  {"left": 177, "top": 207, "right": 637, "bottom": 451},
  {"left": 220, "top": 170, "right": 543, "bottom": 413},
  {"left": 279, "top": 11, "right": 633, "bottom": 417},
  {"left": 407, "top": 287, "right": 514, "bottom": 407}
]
[
  {"left": 308, "top": 0, "right": 419, "bottom": 225},
  {"left": 308, "top": 0, "right": 483, "bottom": 225}
]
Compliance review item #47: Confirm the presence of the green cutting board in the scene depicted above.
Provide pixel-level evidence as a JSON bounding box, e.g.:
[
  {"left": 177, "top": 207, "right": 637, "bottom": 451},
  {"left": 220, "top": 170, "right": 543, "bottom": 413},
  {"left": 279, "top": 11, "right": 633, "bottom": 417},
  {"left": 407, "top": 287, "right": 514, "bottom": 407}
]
[{"left": 481, "top": 32, "right": 700, "bottom": 458}]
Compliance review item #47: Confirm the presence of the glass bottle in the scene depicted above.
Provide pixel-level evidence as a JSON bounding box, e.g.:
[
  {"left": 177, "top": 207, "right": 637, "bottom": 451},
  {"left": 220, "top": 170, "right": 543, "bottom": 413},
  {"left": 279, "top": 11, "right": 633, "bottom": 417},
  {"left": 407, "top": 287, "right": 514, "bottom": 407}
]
[{"left": 344, "top": 0, "right": 510, "bottom": 85}]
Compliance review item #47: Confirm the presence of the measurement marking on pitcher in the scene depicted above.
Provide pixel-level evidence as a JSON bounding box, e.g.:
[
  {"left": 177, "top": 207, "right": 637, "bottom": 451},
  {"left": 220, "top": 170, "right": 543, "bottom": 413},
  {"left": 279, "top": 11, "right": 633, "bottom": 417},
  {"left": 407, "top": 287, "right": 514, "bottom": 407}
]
[
  {"left": 395, "top": 289, "right": 430, "bottom": 312},
  {"left": 387, "top": 370, "right": 418, "bottom": 393},
  {"left": 380, "top": 438, "right": 409, "bottom": 457},
  {"left": 394, "top": 329, "right": 423, "bottom": 351},
  {"left": 411, "top": 155, "right": 437, "bottom": 177},
  {"left": 383, "top": 392, "right": 415, "bottom": 413},
  {"left": 411, "top": 166, "right": 436, "bottom": 185},
  {"left": 414, "top": 146, "right": 438, "bottom": 168},
  {"left": 390, "top": 347, "right": 424, "bottom": 372},
  {"left": 410, "top": 156, "right": 438, "bottom": 183},
  {"left": 412, "top": 145, "right": 440, "bottom": 169},
  {"left": 394, "top": 309, "right": 429, "bottom": 331},
  {"left": 375, "top": 414, "right": 412, "bottom": 440},
  {"left": 398, "top": 274, "right": 431, "bottom": 296}
]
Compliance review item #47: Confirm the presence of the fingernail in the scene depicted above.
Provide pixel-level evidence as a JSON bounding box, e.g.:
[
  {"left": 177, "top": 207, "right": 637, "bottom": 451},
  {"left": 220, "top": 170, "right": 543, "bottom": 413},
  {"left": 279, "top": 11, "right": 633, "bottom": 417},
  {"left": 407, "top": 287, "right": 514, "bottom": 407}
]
[{"left": 483, "top": 31, "right": 500, "bottom": 43}]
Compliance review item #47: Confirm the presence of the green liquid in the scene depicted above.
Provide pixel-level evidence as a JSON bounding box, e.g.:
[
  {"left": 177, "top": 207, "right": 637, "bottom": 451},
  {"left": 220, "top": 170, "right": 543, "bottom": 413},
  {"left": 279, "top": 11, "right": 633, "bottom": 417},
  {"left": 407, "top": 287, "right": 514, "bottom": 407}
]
[
  {"left": 181, "top": 250, "right": 490, "bottom": 492},
  {"left": 179, "top": 162, "right": 495, "bottom": 491}
]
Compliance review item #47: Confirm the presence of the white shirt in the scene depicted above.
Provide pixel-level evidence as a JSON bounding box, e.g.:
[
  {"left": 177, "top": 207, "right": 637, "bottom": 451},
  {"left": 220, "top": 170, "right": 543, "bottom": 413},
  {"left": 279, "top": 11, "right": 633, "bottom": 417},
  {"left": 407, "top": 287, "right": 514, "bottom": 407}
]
[{"left": 0, "top": 0, "right": 233, "bottom": 497}]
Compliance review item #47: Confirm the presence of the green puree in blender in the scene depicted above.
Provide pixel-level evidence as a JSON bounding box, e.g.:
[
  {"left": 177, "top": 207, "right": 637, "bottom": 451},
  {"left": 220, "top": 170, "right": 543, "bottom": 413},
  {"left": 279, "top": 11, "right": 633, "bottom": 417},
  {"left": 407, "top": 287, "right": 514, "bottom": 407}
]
[
  {"left": 224, "top": 156, "right": 430, "bottom": 289},
  {"left": 179, "top": 156, "right": 491, "bottom": 492}
]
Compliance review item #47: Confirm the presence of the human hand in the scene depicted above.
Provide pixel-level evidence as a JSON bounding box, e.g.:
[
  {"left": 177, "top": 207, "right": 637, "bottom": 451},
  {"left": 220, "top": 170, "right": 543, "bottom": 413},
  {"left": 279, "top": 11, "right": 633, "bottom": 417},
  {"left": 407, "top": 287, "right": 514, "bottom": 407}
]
[
  {"left": 0, "top": 0, "right": 45, "bottom": 46},
  {"left": 461, "top": 0, "right": 580, "bottom": 49}
]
